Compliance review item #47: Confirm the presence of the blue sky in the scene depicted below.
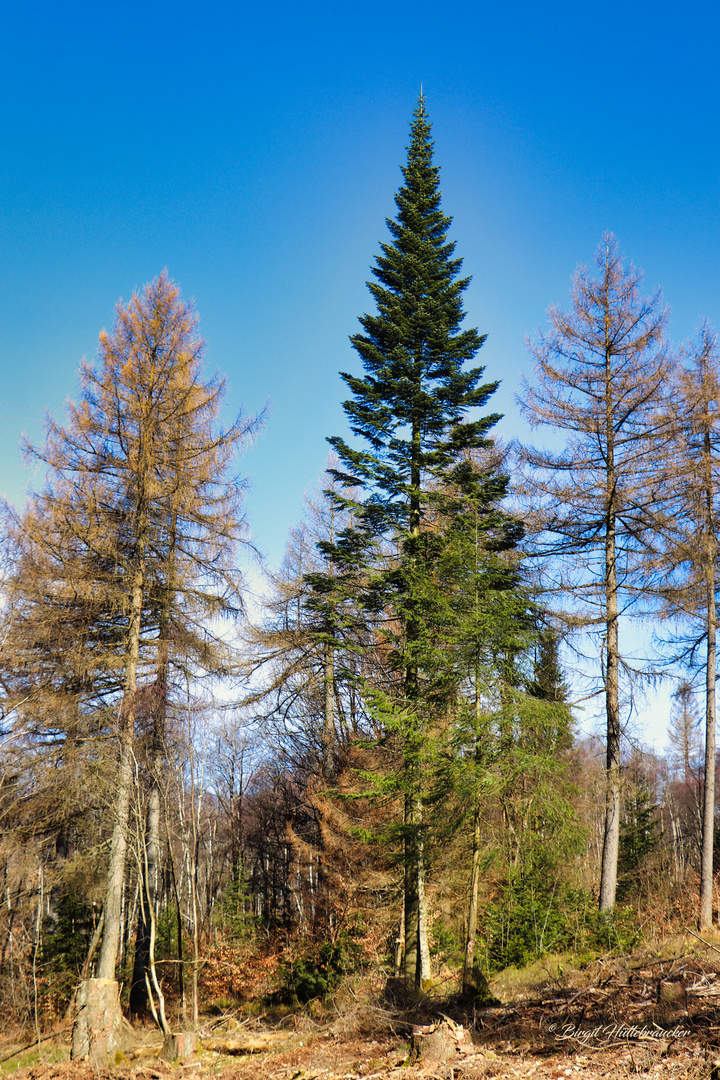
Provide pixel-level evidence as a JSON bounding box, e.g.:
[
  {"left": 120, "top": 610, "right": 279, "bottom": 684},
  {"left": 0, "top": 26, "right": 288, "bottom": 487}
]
[{"left": 2, "top": 0, "right": 719, "bottom": 741}]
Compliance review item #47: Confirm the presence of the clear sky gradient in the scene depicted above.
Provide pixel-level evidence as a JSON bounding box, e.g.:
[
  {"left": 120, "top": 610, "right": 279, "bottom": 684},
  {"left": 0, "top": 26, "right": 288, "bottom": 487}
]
[{"left": 2, "top": 0, "right": 718, "bottom": 742}]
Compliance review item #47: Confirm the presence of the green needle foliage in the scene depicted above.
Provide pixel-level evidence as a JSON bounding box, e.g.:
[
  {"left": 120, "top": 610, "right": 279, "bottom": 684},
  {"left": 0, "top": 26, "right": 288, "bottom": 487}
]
[
  {"left": 618, "top": 779, "right": 660, "bottom": 901},
  {"left": 314, "top": 95, "right": 525, "bottom": 987}
]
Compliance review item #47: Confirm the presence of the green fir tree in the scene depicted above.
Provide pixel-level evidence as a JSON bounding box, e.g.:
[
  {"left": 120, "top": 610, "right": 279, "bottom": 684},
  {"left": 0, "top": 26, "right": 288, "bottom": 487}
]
[
  {"left": 316, "top": 95, "right": 522, "bottom": 988},
  {"left": 618, "top": 779, "right": 659, "bottom": 900}
]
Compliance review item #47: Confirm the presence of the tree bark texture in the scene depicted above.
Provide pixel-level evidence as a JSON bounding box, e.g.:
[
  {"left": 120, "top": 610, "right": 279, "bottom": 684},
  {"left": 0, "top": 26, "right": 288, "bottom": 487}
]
[
  {"left": 129, "top": 779, "right": 161, "bottom": 1013},
  {"left": 97, "top": 509, "right": 146, "bottom": 978},
  {"left": 599, "top": 337, "right": 621, "bottom": 912},
  {"left": 95, "top": 733, "right": 134, "bottom": 979},
  {"left": 322, "top": 643, "right": 335, "bottom": 780},
  {"left": 700, "top": 415, "right": 717, "bottom": 929},
  {"left": 403, "top": 793, "right": 430, "bottom": 988},
  {"left": 463, "top": 806, "right": 482, "bottom": 989},
  {"left": 130, "top": 557, "right": 171, "bottom": 1014},
  {"left": 71, "top": 978, "right": 123, "bottom": 1065}
]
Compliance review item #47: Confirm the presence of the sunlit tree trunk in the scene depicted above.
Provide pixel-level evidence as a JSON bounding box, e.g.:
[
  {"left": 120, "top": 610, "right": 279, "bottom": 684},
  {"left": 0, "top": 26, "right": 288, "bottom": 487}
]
[
  {"left": 463, "top": 807, "right": 483, "bottom": 989},
  {"left": 521, "top": 235, "right": 670, "bottom": 914},
  {"left": 700, "top": 422, "right": 717, "bottom": 929},
  {"left": 97, "top": 552, "right": 146, "bottom": 979},
  {"left": 599, "top": 401, "right": 621, "bottom": 911},
  {"left": 322, "top": 645, "right": 335, "bottom": 781}
]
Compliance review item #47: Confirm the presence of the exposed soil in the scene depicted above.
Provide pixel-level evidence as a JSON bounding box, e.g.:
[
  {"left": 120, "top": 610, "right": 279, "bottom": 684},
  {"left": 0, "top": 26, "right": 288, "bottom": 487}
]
[
  {"left": 7, "top": 944, "right": 720, "bottom": 1079},
  {"left": 0, "top": 1032, "right": 713, "bottom": 1080}
]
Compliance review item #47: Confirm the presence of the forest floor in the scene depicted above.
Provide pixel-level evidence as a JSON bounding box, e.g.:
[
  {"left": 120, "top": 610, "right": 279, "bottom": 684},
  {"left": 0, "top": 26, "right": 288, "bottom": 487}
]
[{"left": 4, "top": 934, "right": 720, "bottom": 1079}]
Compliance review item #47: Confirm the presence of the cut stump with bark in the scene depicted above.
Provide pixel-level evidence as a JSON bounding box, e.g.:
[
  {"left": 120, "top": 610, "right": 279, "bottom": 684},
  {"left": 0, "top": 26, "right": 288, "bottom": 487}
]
[
  {"left": 409, "top": 1019, "right": 466, "bottom": 1064},
  {"left": 162, "top": 1032, "right": 198, "bottom": 1061},
  {"left": 71, "top": 978, "right": 123, "bottom": 1065}
]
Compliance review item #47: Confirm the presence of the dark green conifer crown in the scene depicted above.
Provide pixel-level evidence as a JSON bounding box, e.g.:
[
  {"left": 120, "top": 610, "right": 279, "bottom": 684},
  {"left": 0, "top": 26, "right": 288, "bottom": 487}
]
[{"left": 328, "top": 95, "right": 502, "bottom": 533}]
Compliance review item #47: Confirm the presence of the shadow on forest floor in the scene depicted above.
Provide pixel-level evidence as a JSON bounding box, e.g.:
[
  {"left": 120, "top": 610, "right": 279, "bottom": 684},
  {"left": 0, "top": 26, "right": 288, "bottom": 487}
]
[{"left": 4, "top": 934, "right": 720, "bottom": 1078}]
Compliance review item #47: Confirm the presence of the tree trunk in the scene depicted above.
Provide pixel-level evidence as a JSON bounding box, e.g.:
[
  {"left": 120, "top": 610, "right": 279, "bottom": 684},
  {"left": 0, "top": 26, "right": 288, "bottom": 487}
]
[
  {"left": 393, "top": 905, "right": 404, "bottom": 976},
  {"left": 400, "top": 415, "right": 430, "bottom": 990},
  {"left": 463, "top": 806, "right": 482, "bottom": 990},
  {"left": 71, "top": 979, "right": 123, "bottom": 1066},
  {"left": 95, "top": 731, "right": 134, "bottom": 979},
  {"left": 322, "top": 643, "right": 335, "bottom": 780},
  {"left": 77, "top": 512, "right": 147, "bottom": 1059},
  {"left": 32, "top": 864, "right": 43, "bottom": 1044},
  {"left": 142, "top": 836, "right": 170, "bottom": 1036},
  {"left": 599, "top": 685, "right": 621, "bottom": 910},
  {"left": 403, "top": 800, "right": 418, "bottom": 985},
  {"left": 80, "top": 909, "right": 104, "bottom": 980},
  {"left": 700, "top": 563, "right": 716, "bottom": 928},
  {"left": 599, "top": 357, "right": 620, "bottom": 913},
  {"left": 417, "top": 832, "right": 430, "bottom": 983},
  {"left": 700, "top": 415, "right": 717, "bottom": 928},
  {"left": 166, "top": 837, "right": 186, "bottom": 1022},
  {"left": 188, "top": 739, "right": 203, "bottom": 1026},
  {"left": 95, "top": 525, "right": 146, "bottom": 980},
  {"left": 403, "top": 794, "right": 430, "bottom": 989},
  {"left": 131, "top": 494, "right": 175, "bottom": 1012},
  {"left": 322, "top": 504, "right": 335, "bottom": 781},
  {"left": 129, "top": 778, "right": 161, "bottom": 1014}
]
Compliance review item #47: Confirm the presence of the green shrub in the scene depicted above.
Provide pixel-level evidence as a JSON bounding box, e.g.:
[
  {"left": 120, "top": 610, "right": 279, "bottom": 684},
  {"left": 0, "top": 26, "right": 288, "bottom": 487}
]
[
  {"left": 42, "top": 893, "right": 94, "bottom": 972},
  {"left": 483, "top": 873, "right": 643, "bottom": 971},
  {"left": 430, "top": 919, "right": 462, "bottom": 965},
  {"left": 586, "top": 906, "right": 643, "bottom": 954},
  {"left": 40, "top": 892, "right": 96, "bottom": 1014},
  {"left": 218, "top": 871, "right": 256, "bottom": 942},
  {"left": 155, "top": 907, "right": 179, "bottom": 959},
  {"left": 274, "top": 923, "right": 365, "bottom": 1004},
  {"left": 484, "top": 878, "right": 580, "bottom": 970}
]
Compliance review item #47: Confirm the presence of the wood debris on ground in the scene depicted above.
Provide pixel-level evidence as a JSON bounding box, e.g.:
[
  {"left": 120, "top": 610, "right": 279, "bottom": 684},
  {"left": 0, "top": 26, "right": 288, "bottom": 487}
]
[{"left": 8, "top": 947, "right": 720, "bottom": 1079}]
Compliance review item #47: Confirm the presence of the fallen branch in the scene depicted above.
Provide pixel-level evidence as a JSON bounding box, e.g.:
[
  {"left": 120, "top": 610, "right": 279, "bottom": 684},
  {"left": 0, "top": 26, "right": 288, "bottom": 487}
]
[
  {"left": 0, "top": 1027, "right": 72, "bottom": 1065},
  {"left": 686, "top": 928, "right": 720, "bottom": 959},
  {"left": 201, "top": 1032, "right": 290, "bottom": 1055}
]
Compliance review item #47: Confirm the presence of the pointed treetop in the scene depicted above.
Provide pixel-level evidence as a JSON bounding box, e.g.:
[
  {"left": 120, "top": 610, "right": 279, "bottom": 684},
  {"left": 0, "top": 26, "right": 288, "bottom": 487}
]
[{"left": 411, "top": 89, "right": 430, "bottom": 136}]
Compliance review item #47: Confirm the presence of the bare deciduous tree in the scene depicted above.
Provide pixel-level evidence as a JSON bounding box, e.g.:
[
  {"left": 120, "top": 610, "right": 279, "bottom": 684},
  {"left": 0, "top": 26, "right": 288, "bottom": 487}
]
[
  {"left": 4, "top": 274, "right": 259, "bottom": 1046},
  {"left": 520, "top": 234, "right": 671, "bottom": 911},
  {"left": 655, "top": 326, "right": 720, "bottom": 927}
]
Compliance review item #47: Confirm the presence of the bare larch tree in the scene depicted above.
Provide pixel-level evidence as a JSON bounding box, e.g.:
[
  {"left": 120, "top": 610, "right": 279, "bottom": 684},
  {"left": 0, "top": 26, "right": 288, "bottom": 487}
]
[{"left": 520, "top": 234, "right": 670, "bottom": 911}]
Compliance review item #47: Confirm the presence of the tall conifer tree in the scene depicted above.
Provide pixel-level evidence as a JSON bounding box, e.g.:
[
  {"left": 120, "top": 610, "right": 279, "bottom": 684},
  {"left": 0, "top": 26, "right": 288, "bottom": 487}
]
[
  {"left": 4, "top": 274, "right": 259, "bottom": 1027},
  {"left": 520, "top": 236, "right": 670, "bottom": 911},
  {"left": 322, "top": 96, "right": 518, "bottom": 986}
]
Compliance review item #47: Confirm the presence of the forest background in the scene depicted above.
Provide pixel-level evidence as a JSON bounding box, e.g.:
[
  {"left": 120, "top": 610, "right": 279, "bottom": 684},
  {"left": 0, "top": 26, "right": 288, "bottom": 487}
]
[{"left": 2, "top": 0, "right": 720, "bottom": 1044}]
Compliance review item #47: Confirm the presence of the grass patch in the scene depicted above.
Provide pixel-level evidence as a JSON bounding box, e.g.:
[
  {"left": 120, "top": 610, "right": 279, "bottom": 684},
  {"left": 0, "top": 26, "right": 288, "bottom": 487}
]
[
  {"left": 489, "top": 928, "right": 720, "bottom": 1004},
  {"left": 1, "top": 1042, "right": 69, "bottom": 1073},
  {"left": 490, "top": 951, "right": 586, "bottom": 1001}
]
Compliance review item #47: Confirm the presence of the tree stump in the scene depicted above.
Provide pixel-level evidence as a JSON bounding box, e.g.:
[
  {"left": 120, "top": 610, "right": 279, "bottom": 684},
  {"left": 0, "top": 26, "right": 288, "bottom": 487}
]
[
  {"left": 657, "top": 977, "right": 688, "bottom": 1018},
  {"left": 162, "top": 1032, "right": 198, "bottom": 1061},
  {"left": 71, "top": 978, "right": 123, "bottom": 1065},
  {"left": 409, "top": 1019, "right": 465, "bottom": 1064}
]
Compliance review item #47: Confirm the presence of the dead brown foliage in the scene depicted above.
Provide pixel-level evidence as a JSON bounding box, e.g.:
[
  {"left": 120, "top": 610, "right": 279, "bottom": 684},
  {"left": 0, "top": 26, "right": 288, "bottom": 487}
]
[{"left": 9, "top": 937, "right": 720, "bottom": 1078}]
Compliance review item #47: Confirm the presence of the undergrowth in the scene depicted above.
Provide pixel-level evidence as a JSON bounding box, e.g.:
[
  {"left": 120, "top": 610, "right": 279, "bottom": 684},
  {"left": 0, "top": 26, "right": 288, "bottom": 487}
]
[{"left": 270, "top": 922, "right": 368, "bottom": 1004}]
